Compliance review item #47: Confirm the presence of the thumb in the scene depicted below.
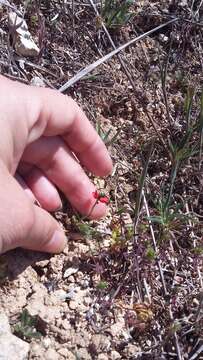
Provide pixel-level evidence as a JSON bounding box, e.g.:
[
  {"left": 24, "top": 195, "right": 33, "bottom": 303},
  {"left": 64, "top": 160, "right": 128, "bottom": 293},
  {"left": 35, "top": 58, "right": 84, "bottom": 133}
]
[
  {"left": 0, "top": 162, "right": 66, "bottom": 254},
  {"left": 24, "top": 205, "right": 67, "bottom": 253}
]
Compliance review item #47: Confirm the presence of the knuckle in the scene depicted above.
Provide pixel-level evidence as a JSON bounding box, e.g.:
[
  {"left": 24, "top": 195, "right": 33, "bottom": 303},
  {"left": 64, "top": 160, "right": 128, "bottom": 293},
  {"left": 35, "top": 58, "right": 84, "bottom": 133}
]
[{"left": 0, "top": 202, "right": 35, "bottom": 254}]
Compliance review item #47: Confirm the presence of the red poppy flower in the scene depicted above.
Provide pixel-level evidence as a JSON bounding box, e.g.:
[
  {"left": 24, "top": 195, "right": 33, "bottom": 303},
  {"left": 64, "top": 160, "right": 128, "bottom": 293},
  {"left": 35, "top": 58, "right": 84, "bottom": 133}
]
[
  {"left": 98, "top": 196, "right": 109, "bottom": 204},
  {"left": 92, "top": 191, "right": 109, "bottom": 204}
]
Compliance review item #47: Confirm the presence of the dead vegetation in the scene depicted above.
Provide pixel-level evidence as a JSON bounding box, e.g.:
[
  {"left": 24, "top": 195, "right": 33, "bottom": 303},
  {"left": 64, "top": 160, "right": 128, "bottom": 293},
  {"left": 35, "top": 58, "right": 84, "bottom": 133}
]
[{"left": 0, "top": 1, "right": 203, "bottom": 359}]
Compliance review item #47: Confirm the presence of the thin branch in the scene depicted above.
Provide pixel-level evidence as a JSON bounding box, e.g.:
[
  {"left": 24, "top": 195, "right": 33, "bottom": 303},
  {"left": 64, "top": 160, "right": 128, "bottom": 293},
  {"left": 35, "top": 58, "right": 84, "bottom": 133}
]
[
  {"left": 143, "top": 192, "right": 168, "bottom": 295},
  {"left": 194, "top": 291, "right": 203, "bottom": 323},
  {"left": 168, "top": 306, "right": 183, "bottom": 360},
  {"left": 0, "top": 0, "right": 22, "bottom": 16},
  {"left": 198, "top": 90, "right": 203, "bottom": 171},
  {"left": 59, "top": 18, "right": 177, "bottom": 92},
  {"left": 185, "top": 202, "right": 203, "bottom": 289},
  {"left": 89, "top": 0, "right": 136, "bottom": 91},
  {"left": 71, "top": 0, "right": 75, "bottom": 44},
  {"left": 145, "top": 12, "right": 203, "bottom": 27},
  {"left": 191, "top": 0, "right": 195, "bottom": 13},
  {"left": 132, "top": 142, "right": 154, "bottom": 303},
  {"left": 143, "top": 193, "right": 182, "bottom": 360},
  {"left": 89, "top": 0, "right": 171, "bottom": 158},
  {"left": 145, "top": 111, "right": 170, "bottom": 157},
  {"left": 194, "top": 0, "right": 203, "bottom": 19},
  {"left": 133, "top": 141, "right": 155, "bottom": 237},
  {"left": 189, "top": 344, "right": 203, "bottom": 360},
  {"left": 159, "top": 38, "right": 174, "bottom": 126}
]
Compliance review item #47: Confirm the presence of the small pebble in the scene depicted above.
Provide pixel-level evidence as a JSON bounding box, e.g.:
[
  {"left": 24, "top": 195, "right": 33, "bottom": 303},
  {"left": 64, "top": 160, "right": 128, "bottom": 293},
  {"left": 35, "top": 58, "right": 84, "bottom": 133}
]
[
  {"left": 111, "top": 350, "right": 121, "bottom": 360},
  {"left": 45, "top": 348, "right": 59, "bottom": 360}
]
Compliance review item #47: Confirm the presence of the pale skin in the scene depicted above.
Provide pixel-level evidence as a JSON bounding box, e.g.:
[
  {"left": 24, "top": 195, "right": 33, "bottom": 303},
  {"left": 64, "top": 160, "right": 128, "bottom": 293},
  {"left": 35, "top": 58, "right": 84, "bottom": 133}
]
[{"left": 0, "top": 75, "right": 113, "bottom": 254}]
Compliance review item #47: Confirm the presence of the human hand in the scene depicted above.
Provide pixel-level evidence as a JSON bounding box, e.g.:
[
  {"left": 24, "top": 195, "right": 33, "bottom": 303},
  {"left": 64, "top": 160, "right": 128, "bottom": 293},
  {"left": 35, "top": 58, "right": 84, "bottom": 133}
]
[{"left": 0, "top": 75, "right": 112, "bottom": 254}]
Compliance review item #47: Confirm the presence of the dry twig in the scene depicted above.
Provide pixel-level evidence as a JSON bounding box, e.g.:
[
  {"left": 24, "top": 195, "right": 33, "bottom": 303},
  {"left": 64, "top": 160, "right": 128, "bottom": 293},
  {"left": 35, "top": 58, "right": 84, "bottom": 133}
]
[{"left": 59, "top": 18, "right": 177, "bottom": 92}]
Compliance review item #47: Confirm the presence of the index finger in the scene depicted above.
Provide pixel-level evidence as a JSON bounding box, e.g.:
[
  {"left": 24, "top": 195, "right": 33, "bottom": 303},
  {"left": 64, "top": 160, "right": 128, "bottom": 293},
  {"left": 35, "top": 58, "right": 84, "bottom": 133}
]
[{"left": 34, "top": 88, "right": 113, "bottom": 177}]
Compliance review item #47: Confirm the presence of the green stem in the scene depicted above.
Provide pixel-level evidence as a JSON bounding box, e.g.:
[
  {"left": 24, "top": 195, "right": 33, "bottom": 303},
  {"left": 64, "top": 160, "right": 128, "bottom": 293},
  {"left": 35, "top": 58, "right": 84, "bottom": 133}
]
[
  {"left": 81, "top": 200, "right": 99, "bottom": 221},
  {"left": 164, "top": 160, "right": 180, "bottom": 213}
]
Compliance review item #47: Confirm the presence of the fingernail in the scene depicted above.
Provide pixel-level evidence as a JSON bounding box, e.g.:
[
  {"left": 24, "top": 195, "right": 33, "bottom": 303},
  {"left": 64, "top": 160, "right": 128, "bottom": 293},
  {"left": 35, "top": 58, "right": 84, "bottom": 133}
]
[
  {"left": 55, "top": 198, "right": 63, "bottom": 211},
  {"left": 50, "top": 199, "right": 63, "bottom": 212},
  {"left": 49, "top": 229, "right": 67, "bottom": 253}
]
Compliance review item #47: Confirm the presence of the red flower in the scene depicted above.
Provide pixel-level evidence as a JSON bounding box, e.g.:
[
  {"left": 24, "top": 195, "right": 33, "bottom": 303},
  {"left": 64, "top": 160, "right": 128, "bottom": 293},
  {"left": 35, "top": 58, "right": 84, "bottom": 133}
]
[
  {"left": 99, "top": 196, "right": 109, "bottom": 204},
  {"left": 93, "top": 190, "right": 100, "bottom": 199},
  {"left": 92, "top": 191, "right": 109, "bottom": 204}
]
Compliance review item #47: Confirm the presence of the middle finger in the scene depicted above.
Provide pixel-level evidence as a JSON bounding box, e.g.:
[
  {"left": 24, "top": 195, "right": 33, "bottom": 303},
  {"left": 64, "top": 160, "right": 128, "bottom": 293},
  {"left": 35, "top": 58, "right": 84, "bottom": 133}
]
[{"left": 21, "top": 136, "right": 108, "bottom": 219}]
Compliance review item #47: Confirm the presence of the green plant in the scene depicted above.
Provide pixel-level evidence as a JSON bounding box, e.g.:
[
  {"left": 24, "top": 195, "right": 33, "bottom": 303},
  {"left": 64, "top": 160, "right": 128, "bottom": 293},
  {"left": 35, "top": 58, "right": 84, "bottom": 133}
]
[
  {"left": 166, "top": 89, "right": 199, "bottom": 208},
  {"left": 96, "top": 280, "right": 108, "bottom": 290},
  {"left": 13, "top": 309, "right": 41, "bottom": 341},
  {"left": 162, "top": 89, "right": 202, "bottom": 213},
  {"left": 146, "top": 90, "right": 203, "bottom": 241},
  {"left": 134, "top": 140, "right": 155, "bottom": 233},
  {"left": 101, "top": 0, "right": 134, "bottom": 30},
  {"left": 77, "top": 221, "right": 101, "bottom": 239},
  {"left": 192, "top": 247, "right": 203, "bottom": 255},
  {"left": 145, "top": 246, "right": 156, "bottom": 261},
  {"left": 30, "top": 14, "right": 38, "bottom": 27},
  {"left": 197, "top": 90, "right": 203, "bottom": 168},
  {"left": 147, "top": 196, "right": 190, "bottom": 241},
  {"left": 168, "top": 321, "right": 181, "bottom": 336},
  {"left": 110, "top": 220, "right": 134, "bottom": 249},
  {"left": 96, "top": 120, "right": 121, "bottom": 146}
]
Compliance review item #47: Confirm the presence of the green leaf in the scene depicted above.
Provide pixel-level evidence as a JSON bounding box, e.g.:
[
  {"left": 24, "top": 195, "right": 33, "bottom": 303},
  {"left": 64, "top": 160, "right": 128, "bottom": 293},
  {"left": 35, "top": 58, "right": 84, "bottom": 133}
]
[
  {"left": 134, "top": 140, "right": 155, "bottom": 226},
  {"left": 184, "top": 87, "right": 195, "bottom": 130},
  {"left": 77, "top": 223, "right": 93, "bottom": 236},
  {"left": 146, "top": 246, "right": 156, "bottom": 260},
  {"left": 96, "top": 281, "right": 108, "bottom": 290},
  {"left": 13, "top": 310, "right": 42, "bottom": 341},
  {"left": 102, "top": 0, "right": 133, "bottom": 29},
  {"left": 146, "top": 216, "right": 164, "bottom": 224}
]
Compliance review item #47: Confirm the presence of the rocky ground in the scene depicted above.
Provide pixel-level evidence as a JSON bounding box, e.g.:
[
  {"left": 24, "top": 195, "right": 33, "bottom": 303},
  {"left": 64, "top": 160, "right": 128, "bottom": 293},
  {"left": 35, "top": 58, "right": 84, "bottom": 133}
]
[{"left": 0, "top": 1, "right": 203, "bottom": 359}]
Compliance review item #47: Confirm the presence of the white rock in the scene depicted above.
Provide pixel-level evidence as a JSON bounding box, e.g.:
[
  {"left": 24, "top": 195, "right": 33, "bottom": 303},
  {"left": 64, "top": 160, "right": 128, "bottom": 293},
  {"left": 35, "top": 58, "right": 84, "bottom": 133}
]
[
  {"left": 111, "top": 351, "right": 121, "bottom": 360},
  {"left": 0, "top": 313, "right": 30, "bottom": 360},
  {"left": 192, "top": 298, "right": 199, "bottom": 306},
  {"left": 97, "top": 355, "right": 108, "bottom": 360},
  {"left": 44, "top": 348, "right": 59, "bottom": 360},
  {"left": 179, "top": 0, "right": 188, "bottom": 6},
  {"left": 57, "top": 349, "right": 76, "bottom": 359},
  {"left": 75, "top": 348, "right": 91, "bottom": 360},
  {"left": 159, "top": 34, "right": 168, "bottom": 43},
  {"left": 8, "top": 12, "right": 39, "bottom": 57},
  {"left": 30, "top": 76, "right": 45, "bottom": 87},
  {"left": 53, "top": 289, "right": 68, "bottom": 301},
  {"left": 68, "top": 288, "right": 89, "bottom": 312},
  {"left": 29, "top": 343, "right": 43, "bottom": 357},
  {"left": 126, "top": 344, "right": 140, "bottom": 357},
  {"left": 91, "top": 334, "right": 111, "bottom": 352},
  {"left": 42, "top": 337, "right": 52, "bottom": 349},
  {"left": 63, "top": 266, "right": 79, "bottom": 279},
  {"left": 146, "top": 339, "right": 152, "bottom": 346},
  {"left": 109, "top": 317, "right": 125, "bottom": 337},
  {"left": 0, "top": 313, "right": 10, "bottom": 334}
]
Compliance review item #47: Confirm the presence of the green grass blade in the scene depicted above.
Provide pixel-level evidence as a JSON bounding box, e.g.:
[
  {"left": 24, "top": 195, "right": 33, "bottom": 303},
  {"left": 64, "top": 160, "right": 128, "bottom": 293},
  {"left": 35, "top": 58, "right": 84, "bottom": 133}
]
[
  {"left": 199, "top": 90, "right": 203, "bottom": 168},
  {"left": 184, "top": 87, "right": 195, "bottom": 131},
  {"left": 134, "top": 140, "right": 155, "bottom": 229}
]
